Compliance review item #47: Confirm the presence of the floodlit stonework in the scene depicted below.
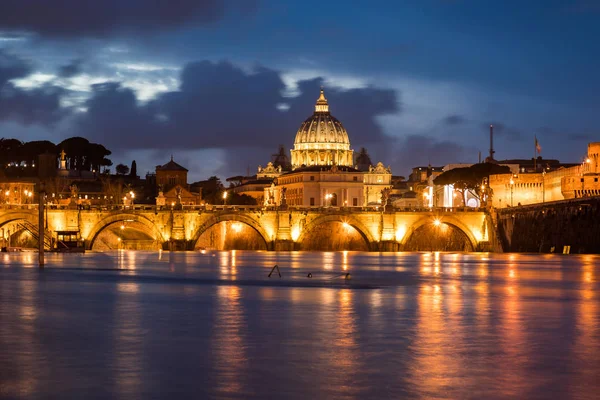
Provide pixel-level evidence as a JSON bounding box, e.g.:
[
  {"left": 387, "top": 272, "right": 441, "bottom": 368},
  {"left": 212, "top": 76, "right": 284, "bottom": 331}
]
[
  {"left": 290, "top": 89, "right": 354, "bottom": 169},
  {"left": 489, "top": 142, "right": 600, "bottom": 207},
  {"left": 266, "top": 89, "right": 392, "bottom": 207}
]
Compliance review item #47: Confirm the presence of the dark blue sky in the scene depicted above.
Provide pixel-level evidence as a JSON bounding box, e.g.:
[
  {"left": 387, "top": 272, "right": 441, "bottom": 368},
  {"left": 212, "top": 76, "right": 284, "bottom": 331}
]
[{"left": 0, "top": 0, "right": 598, "bottom": 180}]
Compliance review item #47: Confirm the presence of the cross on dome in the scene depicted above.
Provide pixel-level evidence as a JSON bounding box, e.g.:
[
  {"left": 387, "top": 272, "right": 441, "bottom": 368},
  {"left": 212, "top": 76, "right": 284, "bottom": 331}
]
[{"left": 315, "top": 88, "right": 329, "bottom": 113}]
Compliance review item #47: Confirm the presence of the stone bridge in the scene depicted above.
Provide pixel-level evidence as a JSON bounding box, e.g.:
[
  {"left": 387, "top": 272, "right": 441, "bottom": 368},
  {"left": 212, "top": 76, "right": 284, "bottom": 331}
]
[{"left": 0, "top": 205, "right": 494, "bottom": 252}]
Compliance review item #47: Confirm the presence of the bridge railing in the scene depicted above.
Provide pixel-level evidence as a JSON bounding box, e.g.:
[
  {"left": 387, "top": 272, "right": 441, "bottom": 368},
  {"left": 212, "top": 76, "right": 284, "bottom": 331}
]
[{"left": 1, "top": 203, "right": 488, "bottom": 213}]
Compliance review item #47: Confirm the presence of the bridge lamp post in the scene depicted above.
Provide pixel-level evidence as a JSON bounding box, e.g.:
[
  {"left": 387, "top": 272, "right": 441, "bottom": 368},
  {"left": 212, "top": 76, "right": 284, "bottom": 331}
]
[
  {"left": 542, "top": 170, "right": 546, "bottom": 203},
  {"left": 480, "top": 182, "right": 486, "bottom": 207},
  {"left": 509, "top": 178, "right": 514, "bottom": 207},
  {"left": 130, "top": 191, "right": 135, "bottom": 206},
  {"left": 223, "top": 191, "right": 228, "bottom": 205}
]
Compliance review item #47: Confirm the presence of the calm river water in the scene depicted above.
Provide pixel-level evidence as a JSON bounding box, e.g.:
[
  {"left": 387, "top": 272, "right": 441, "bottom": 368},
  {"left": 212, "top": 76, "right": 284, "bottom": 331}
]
[{"left": 0, "top": 251, "right": 599, "bottom": 399}]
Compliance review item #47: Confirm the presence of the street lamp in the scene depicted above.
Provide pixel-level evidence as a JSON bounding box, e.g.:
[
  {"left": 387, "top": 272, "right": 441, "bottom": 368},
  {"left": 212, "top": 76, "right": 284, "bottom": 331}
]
[
  {"left": 509, "top": 177, "right": 514, "bottom": 207},
  {"left": 325, "top": 193, "right": 333, "bottom": 207},
  {"left": 222, "top": 191, "right": 228, "bottom": 205},
  {"left": 130, "top": 191, "right": 135, "bottom": 206},
  {"left": 542, "top": 170, "right": 546, "bottom": 203}
]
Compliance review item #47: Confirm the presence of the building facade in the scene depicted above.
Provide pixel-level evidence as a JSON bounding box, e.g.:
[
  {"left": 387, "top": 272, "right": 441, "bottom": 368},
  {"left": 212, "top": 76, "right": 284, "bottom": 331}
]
[
  {"left": 156, "top": 156, "right": 188, "bottom": 191},
  {"left": 264, "top": 165, "right": 365, "bottom": 207},
  {"left": 155, "top": 157, "right": 201, "bottom": 206},
  {"left": 489, "top": 142, "right": 600, "bottom": 207}
]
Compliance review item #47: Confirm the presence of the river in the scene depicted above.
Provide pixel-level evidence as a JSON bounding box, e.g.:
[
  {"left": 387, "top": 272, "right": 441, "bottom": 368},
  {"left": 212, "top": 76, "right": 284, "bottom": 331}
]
[{"left": 0, "top": 251, "right": 598, "bottom": 399}]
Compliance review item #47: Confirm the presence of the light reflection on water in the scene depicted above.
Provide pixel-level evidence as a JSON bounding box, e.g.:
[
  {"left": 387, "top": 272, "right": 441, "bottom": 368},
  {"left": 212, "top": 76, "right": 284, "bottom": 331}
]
[{"left": 0, "top": 251, "right": 598, "bottom": 399}]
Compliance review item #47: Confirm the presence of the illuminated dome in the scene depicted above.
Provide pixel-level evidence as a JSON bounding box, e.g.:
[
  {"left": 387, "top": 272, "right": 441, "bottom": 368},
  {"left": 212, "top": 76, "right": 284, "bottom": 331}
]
[{"left": 291, "top": 89, "right": 354, "bottom": 169}]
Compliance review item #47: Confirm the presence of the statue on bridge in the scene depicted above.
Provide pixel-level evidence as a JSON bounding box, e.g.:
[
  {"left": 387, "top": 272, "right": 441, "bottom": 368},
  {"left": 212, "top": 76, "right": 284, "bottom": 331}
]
[
  {"left": 68, "top": 184, "right": 79, "bottom": 209},
  {"left": 174, "top": 186, "right": 183, "bottom": 210},
  {"left": 280, "top": 187, "right": 287, "bottom": 209},
  {"left": 381, "top": 188, "right": 390, "bottom": 209}
]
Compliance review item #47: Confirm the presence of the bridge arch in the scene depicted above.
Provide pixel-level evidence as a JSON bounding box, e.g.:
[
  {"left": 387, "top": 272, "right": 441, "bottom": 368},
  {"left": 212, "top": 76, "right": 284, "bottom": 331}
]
[
  {"left": 401, "top": 215, "right": 478, "bottom": 251},
  {"left": 0, "top": 210, "right": 38, "bottom": 228},
  {"left": 191, "top": 213, "right": 272, "bottom": 250},
  {"left": 296, "top": 214, "right": 375, "bottom": 250},
  {"left": 86, "top": 213, "right": 165, "bottom": 250}
]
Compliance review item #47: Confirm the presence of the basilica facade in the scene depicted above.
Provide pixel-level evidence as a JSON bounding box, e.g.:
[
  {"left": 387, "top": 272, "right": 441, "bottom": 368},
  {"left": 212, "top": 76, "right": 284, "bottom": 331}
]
[{"left": 264, "top": 89, "right": 392, "bottom": 207}]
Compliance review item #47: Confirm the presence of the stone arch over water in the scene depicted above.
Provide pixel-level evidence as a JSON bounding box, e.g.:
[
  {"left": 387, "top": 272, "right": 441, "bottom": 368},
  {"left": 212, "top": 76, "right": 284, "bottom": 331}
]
[
  {"left": 297, "top": 215, "right": 373, "bottom": 251},
  {"left": 402, "top": 216, "right": 476, "bottom": 251},
  {"left": 86, "top": 213, "right": 164, "bottom": 250},
  {"left": 0, "top": 211, "right": 41, "bottom": 248},
  {"left": 192, "top": 214, "right": 270, "bottom": 250},
  {"left": 0, "top": 210, "right": 38, "bottom": 228}
]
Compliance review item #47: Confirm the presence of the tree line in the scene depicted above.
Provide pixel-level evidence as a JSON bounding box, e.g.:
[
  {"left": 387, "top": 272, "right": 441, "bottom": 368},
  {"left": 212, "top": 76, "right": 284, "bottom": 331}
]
[{"left": 0, "top": 136, "right": 112, "bottom": 176}]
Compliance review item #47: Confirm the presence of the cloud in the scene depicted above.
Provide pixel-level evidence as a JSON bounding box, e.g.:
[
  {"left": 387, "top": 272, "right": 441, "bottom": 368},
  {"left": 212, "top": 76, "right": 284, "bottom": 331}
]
[
  {"left": 568, "top": 133, "right": 594, "bottom": 141},
  {"left": 0, "top": 1, "right": 255, "bottom": 37},
  {"left": 0, "top": 49, "right": 30, "bottom": 85},
  {"left": 483, "top": 122, "right": 523, "bottom": 140},
  {"left": 58, "top": 59, "right": 83, "bottom": 78},
  {"left": 0, "top": 50, "right": 69, "bottom": 125},
  {"left": 393, "top": 134, "right": 478, "bottom": 172},
  {"left": 443, "top": 114, "right": 466, "bottom": 126},
  {"left": 73, "top": 60, "right": 400, "bottom": 154}
]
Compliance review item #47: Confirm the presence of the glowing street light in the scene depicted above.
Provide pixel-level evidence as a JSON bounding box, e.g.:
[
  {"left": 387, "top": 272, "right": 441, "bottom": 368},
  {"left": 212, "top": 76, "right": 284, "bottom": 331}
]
[
  {"left": 325, "top": 193, "right": 333, "bottom": 206},
  {"left": 509, "top": 177, "right": 515, "bottom": 207},
  {"left": 222, "top": 191, "right": 228, "bottom": 205}
]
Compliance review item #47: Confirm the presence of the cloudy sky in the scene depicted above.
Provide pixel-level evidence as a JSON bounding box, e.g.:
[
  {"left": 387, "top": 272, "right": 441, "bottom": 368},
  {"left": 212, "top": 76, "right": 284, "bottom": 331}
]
[{"left": 0, "top": 0, "right": 598, "bottom": 180}]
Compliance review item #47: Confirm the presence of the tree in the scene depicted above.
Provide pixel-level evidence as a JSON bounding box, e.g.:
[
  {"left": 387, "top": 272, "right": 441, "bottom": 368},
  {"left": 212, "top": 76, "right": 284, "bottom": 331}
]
[
  {"left": 130, "top": 160, "right": 137, "bottom": 178},
  {"left": 100, "top": 175, "right": 124, "bottom": 205},
  {"left": 228, "top": 193, "right": 258, "bottom": 205},
  {"left": 434, "top": 162, "right": 511, "bottom": 205},
  {"left": 0, "top": 138, "right": 23, "bottom": 166},
  {"left": 86, "top": 143, "right": 112, "bottom": 172},
  {"left": 226, "top": 175, "right": 246, "bottom": 187},
  {"left": 194, "top": 176, "right": 224, "bottom": 204},
  {"left": 19, "top": 140, "right": 57, "bottom": 166},
  {"left": 115, "top": 163, "right": 130, "bottom": 175},
  {"left": 58, "top": 137, "right": 112, "bottom": 172},
  {"left": 59, "top": 137, "right": 90, "bottom": 170},
  {"left": 45, "top": 176, "right": 70, "bottom": 202}
]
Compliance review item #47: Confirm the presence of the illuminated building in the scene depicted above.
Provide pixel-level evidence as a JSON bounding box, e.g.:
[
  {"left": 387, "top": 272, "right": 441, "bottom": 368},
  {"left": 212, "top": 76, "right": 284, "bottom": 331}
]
[
  {"left": 290, "top": 89, "right": 354, "bottom": 169},
  {"left": 264, "top": 89, "right": 392, "bottom": 207},
  {"left": 489, "top": 142, "right": 600, "bottom": 207},
  {"left": 155, "top": 157, "right": 201, "bottom": 207}
]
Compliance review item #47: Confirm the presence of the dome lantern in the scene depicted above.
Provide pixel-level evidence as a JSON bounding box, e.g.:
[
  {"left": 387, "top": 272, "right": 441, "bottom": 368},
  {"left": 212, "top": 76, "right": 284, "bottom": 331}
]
[{"left": 315, "top": 88, "right": 329, "bottom": 113}]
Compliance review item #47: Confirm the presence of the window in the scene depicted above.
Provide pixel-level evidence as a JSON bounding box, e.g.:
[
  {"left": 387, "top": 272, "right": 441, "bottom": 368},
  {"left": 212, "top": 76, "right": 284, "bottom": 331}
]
[
  {"left": 595, "top": 178, "right": 598, "bottom": 182},
  {"left": 353, "top": 198, "right": 358, "bottom": 206},
  {"left": 353, "top": 176, "right": 358, "bottom": 181},
  {"left": 581, "top": 178, "right": 585, "bottom": 183},
  {"left": 310, "top": 197, "right": 315, "bottom": 206},
  {"left": 310, "top": 176, "right": 315, "bottom": 181}
]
